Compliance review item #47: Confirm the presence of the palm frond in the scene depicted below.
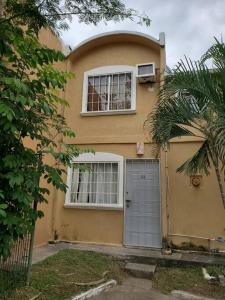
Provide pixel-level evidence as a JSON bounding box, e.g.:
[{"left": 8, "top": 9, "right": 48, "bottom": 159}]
[
  {"left": 148, "top": 38, "right": 225, "bottom": 179},
  {"left": 163, "top": 57, "right": 223, "bottom": 114},
  {"left": 209, "top": 116, "right": 225, "bottom": 163},
  {"left": 150, "top": 95, "right": 204, "bottom": 147},
  {"left": 177, "top": 141, "right": 211, "bottom": 175},
  {"left": 201, "top": 38, "right": 225, "bottom": 70},
  {"left": 200, "top": 39, "right": 225, "bottom": 114}
]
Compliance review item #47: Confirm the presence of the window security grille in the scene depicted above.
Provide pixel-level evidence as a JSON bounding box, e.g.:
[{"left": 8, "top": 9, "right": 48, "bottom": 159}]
[
  {"left": 70, "top": 162, "right": 119, "bottom": 205},
  {"left": 87, "top": 73, "right": 132, "bottom": 112}
]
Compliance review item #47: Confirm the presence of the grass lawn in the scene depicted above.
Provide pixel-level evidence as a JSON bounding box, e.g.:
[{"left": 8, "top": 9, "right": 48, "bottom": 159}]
[
  {"left": 153, "top": 264, "right": 225, "bottom": 299},
  {"left": 1, "top": 249, "right": 125, "bottom": 300}
]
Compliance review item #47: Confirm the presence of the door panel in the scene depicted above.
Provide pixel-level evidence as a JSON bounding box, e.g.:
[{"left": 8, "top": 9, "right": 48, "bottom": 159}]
[{"left": 124, "top": 159, "right": 161, "bottom": 248}]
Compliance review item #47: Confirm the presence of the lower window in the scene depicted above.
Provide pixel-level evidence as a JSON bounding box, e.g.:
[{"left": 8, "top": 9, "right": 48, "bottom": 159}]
[{"left": 70, "top": 162, "right": 119, "bottom": 205}]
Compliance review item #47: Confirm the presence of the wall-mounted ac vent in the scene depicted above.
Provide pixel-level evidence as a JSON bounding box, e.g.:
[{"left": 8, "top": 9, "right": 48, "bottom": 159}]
[{"left": 136, "top": 63, "right": 156, "bottom": 83}]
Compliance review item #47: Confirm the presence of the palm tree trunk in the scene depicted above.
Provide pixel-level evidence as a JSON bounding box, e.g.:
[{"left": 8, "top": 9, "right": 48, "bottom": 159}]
[
  {"left": 208, "top": 142, "right": 225, "bottom": 209},
  {"left": 214, "top": 165, "right": 225, "bottom": 209}
]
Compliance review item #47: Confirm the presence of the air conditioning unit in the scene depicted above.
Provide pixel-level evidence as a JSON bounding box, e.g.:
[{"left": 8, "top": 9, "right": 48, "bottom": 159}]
[{"left": 136, "top": 63, "right": 156, "bottom": 83}]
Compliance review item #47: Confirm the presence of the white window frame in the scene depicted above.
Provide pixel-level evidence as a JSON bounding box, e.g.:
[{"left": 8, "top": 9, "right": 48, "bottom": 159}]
[
  {"left": 65, "top": 152, "right": 124, "bottom": 209},
  {"left": 81, "top": 65, "right": 137, "bottom": 116}
]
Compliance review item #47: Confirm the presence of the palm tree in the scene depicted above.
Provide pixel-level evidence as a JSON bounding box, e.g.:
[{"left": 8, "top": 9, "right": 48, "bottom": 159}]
[{"left": 147, "top": 39, "right": 225, "bottom": 208}]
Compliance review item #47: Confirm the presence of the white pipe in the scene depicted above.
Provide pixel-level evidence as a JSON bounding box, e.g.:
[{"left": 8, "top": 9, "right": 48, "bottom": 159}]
[
  {"left": 169, "top": 233, "right": 212, "bottom": 251},
  {"left": 169, "top": 233, "right": 211, "bottom": 241},
  {"left": 164, "top": 146, "right": 171, "bottom": 238}
]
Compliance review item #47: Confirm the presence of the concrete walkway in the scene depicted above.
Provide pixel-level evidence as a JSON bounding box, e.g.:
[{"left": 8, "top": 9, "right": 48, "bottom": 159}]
[
  {"left": 33, "top": 241, "right": 225, "bottom": 266},
  {"left": 32, "top": 242, "right": 222, "bottom": 300},
  {"left": 89, "top": 277, "right": 175, "bottom": 300},
  {"left": 33, "top": 243, "right": 178, "bottom": 299},
  {"left": 32, "top": 242, "right": 179, "bottom": 264}
]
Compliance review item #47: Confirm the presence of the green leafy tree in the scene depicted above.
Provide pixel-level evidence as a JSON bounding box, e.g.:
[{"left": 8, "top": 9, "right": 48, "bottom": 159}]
[
  {"left": 147, "top": 39, "right": 225, "bottom": 208},
  {"left": 0, "top": 17, "right": 77, "bottom": 259},
  {"left": 0, "top": 0, "right": 150, "bottom": 261},
  {"left": 1, "top": 0, "right": 150, "bottom": 34}
]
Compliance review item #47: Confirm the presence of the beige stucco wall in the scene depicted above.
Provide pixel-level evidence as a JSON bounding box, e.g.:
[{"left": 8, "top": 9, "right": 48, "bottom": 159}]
[
  {"left": 34, "top": 28, "right": 67, "bottom": 246},
  {"left": 38, "top": 28, "right": 65, "bottom": 53},
  {"left": 65, "top": 41, "right": 161, "bottom": 145},
  {"left": 166, "top": 141, "right": 225, "bottom": 250},
  {"left": 34, "top": 32, "right": 225, "bottom": 251},
  {"left": 46, "top": 37, "right": 165, "bottom": 246},
  {"left": 53, "top": 143, "right": 158, "bottom": 245}
]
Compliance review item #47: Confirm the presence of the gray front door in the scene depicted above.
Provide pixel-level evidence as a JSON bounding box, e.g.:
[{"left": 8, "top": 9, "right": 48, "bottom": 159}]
[{"left": 124, "top": 159, "right": 161, "bottom": 248}]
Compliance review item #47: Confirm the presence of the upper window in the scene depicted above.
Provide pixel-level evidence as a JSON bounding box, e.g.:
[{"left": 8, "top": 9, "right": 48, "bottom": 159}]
[
  {"left": 87, "top": 73, "right": 131, "bottom": 112},
  {"left": 82, "top": 66, "right": 136, "bottom": 115}
]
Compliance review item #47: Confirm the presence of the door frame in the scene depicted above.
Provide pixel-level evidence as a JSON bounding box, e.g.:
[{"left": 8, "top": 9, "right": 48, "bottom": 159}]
[{"left": 123, "top": 158, "right": 162, "bottom": 248}]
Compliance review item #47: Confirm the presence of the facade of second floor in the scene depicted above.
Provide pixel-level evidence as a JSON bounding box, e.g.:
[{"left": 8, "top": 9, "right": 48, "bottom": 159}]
[{"left": 63, "top": 31, "right": 166, "bottom": 145}]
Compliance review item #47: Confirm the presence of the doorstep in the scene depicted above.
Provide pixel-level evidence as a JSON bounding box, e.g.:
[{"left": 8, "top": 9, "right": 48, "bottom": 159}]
[{"left": 124, "top": 262, "right": 156, "bottom": 279}]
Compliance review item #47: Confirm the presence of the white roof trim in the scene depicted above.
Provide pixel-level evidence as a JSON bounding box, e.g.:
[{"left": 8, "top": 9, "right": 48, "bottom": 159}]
[{"left": 67, "top": 31, "right": 165, "bottom": 58}]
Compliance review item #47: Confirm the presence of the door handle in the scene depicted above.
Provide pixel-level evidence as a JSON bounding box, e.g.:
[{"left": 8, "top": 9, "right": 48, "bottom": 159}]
[{"left": 126, "top": 199, "right": 132, "bottom": 208}]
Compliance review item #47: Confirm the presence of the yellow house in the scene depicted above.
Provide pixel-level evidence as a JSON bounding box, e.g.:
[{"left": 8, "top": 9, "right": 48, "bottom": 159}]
[{"left": 35, "top": 30, "right": 225, "bottom": 251}]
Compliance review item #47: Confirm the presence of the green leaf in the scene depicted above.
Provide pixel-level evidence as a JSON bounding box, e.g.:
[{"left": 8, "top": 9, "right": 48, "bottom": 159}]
[
  {"left": 0, "top": 103, "right": 15, "bottom": 121},
  {"left": 3, "top": 155, "right": 19, "bottom": 168},
  {"left": 0, "top": 204, "right": 8, "bottom": 219},
  {"left": 12, "top": 190, "right": 33, "bottom": 204},
  {"left": 0, "top": 204, "right": 8, "bottom": 209},
  {"left": 0, "top": 210, "right": 6, "bottom": 218},
  {"left": 0, "top": 191, "right": 5, "bottom": 199},
  {"left": 6, "top": 172, "right": 24, "bottom": 186}
]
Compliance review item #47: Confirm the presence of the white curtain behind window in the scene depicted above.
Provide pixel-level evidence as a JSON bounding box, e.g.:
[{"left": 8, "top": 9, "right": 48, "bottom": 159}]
[
  {"left": 92, "top": 163, "right": 105, "bottom": 203},
  {"left": 88, "top": 165, "right": 95, "bottom": 203},
  {"left": 89, "top": 164, "right": 99, "bottom": 203},
  {"left": 104, "top": 163, "right": 113, "bottom": 204},
  {"left": 77, "top": 171, "right": 89, "bottom": 203},
  {"left": 70, "top": 168, "right": 79, "bottom": 203},
  {"left": 111, "top": 165, "right": 118, "bottom": 204}
]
